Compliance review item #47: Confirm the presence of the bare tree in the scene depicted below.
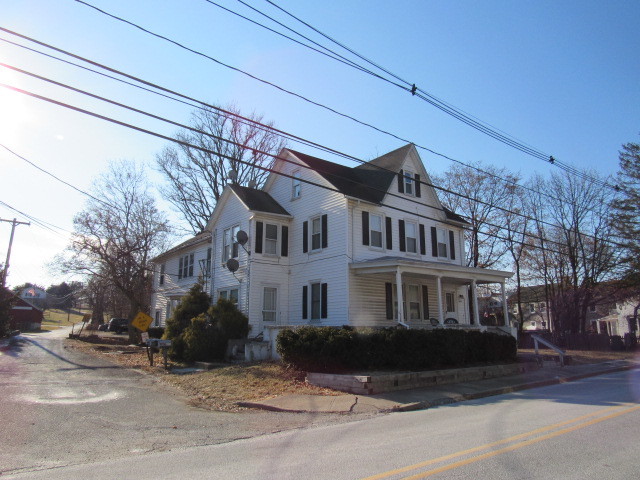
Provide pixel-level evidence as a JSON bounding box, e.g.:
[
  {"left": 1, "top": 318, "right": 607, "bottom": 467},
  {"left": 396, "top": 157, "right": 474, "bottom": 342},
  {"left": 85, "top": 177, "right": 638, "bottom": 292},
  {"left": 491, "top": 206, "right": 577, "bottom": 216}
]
[
  {"left": 434, "top": 164, "right": 520, "bottom": 268},
  {"left": 58, "top": 161, "right": 171, "bottom": 342},
  {"left": 156, "top": 105, "right": 287, "bottom": 234}
]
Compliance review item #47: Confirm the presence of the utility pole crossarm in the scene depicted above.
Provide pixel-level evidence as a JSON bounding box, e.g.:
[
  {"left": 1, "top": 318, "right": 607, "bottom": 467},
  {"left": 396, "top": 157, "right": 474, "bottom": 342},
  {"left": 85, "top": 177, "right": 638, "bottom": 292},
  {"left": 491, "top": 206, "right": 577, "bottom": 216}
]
[{"left": 1, "top": 217, "right": 31, "bottom": 288}]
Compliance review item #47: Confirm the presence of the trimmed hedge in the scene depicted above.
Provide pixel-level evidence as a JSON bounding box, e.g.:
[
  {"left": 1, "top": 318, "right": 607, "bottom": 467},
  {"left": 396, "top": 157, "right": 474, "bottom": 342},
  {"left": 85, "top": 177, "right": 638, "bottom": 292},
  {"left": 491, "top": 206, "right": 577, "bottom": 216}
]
[{"left": 276, "top": 326, "right": 517, "bottom": 372}]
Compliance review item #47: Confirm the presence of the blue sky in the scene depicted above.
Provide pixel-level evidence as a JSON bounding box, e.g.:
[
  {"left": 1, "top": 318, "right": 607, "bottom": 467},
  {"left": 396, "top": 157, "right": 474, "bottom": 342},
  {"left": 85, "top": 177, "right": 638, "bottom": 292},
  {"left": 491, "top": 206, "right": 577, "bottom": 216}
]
[{"left": 1, "top": 0, "right": 639, "bottom": 288}]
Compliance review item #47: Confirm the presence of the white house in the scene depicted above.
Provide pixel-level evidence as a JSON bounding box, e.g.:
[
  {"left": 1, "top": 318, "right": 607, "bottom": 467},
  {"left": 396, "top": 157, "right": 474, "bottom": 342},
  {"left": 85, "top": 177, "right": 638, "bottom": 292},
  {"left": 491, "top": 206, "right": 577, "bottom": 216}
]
[
  {"left": 203, "top": 144, "right": 514, "bottom": 359},
  {"left": 150, "top": 231, "right": 212, "bottom": 327}
]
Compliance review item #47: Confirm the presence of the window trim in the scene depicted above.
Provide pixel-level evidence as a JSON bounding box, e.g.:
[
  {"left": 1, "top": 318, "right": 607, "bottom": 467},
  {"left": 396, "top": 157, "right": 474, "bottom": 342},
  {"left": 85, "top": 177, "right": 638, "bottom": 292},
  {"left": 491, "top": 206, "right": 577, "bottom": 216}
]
[
  {"left": 263, "top": 222, "right": 279, "bottom": 256},
  {"left": 311, "top": 216, "right": 322, "bottom": 252},
  {"left": 262, "top": 286, "right": 277, "bottom": 322},
  {"left": 369, "top": 213, "right": 384, "bottom": 249},
  {"left": 436, "top": 228, "right": 448, "bottom": 259},
  {"left": 222, "top": 225, "right": 240, "bottom": 262},
  {"left": 178, "top": 253, "right": 194, "bottom": 280},
  {"left": 403, "top": 169, "right": 415, "bottom": 196},
  {"left": 404, "top": 220, "right": 418, "bottom": 254}
]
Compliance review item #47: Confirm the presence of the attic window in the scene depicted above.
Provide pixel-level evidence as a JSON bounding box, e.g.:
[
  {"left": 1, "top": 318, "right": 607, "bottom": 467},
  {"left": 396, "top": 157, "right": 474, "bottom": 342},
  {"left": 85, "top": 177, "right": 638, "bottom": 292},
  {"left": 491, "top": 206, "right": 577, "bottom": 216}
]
[
  {"left": 292, "top": 171, "right": 301, "bottom": 199},
  {"left": 404, "top": 170, "right": 414, "bottom": 196}
]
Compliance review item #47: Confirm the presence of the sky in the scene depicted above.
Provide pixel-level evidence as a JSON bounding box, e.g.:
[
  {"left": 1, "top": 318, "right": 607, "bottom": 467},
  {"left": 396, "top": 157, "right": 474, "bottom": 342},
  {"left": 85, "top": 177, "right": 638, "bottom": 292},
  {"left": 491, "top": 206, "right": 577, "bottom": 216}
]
[{"left": 0, "top": 0, "right": 638, "bottom": 289}]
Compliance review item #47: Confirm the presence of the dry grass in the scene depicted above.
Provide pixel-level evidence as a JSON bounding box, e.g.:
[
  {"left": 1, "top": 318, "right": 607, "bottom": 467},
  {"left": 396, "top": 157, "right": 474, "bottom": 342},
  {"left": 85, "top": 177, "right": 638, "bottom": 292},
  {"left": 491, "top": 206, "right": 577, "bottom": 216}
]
[
  {"left": 65, "top": 333, "right": 338, "bottom": 412},
  {"left": 41, "top": 309, "right": 91, "bottom": 331}
]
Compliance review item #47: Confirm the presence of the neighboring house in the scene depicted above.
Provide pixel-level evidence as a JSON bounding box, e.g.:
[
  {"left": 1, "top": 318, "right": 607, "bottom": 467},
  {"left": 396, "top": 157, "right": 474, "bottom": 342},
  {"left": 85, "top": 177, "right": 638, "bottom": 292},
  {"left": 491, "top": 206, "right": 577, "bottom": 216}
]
[
  {"left": 150, "top": 231, "right": 212, "bottom": 327},
  {"left": 587, "top": 297, "right": 640, "bottom": 337},
  {"left": 201, "top": 144, "right": 514, "bottom": 359},
  {"left": 19, "top": 285, "right": 47, "bottom": 310},
  {"left": 3, "top": 288, "right": 43, "bottom": 331},
  {"left": 508, "top": 285, "right": 552, "bottom": 331}
]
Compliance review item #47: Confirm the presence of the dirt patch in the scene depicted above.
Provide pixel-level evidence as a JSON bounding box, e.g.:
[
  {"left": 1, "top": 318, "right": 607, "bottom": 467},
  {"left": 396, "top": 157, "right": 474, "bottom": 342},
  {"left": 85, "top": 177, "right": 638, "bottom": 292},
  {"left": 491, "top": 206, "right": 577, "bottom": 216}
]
[{"left": 65, "top": 334, "right": 339, "bottom": 412}]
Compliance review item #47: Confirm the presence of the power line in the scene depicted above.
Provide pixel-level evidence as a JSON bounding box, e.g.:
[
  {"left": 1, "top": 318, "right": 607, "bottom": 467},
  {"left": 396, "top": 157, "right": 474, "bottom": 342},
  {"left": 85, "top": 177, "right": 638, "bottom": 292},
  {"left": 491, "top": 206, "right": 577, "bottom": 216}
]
[
  {"left": 0, "top": 82, "right": 614, "bottom": 260},
  {"left": 0, "top": 27, "right": 609, "bottom": 223}
]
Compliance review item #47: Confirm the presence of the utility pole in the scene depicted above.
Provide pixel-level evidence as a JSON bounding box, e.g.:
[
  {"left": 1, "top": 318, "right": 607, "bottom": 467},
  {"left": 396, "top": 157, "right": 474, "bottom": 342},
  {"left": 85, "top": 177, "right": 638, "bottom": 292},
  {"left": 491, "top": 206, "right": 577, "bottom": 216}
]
[{"left": 1, "top": 218, "right": 30, "bottom": 288}]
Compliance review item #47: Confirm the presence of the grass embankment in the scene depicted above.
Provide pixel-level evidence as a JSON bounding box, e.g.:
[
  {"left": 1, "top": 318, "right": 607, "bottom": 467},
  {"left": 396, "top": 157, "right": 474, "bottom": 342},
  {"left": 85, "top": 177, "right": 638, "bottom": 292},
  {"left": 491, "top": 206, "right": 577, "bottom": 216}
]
[
  {"left": 40, "top": 309, "right": 93, "bottom": 331},
  {"left": 66, "top": 333, "right": 638, "bottom": 412}
]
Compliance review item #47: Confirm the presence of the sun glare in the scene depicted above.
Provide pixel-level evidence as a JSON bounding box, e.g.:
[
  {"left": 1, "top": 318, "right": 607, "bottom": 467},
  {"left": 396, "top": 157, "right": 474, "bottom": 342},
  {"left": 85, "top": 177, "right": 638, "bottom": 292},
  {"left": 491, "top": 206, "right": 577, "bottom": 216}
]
[{"left": 0, "top": 69, "right": 32, "bottom": 135}]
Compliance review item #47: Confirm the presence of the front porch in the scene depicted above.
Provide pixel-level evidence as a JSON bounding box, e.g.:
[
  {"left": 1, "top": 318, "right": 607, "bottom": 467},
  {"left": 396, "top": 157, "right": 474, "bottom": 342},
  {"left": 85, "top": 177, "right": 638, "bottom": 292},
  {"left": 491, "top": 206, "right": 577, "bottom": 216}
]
[{"left": 349, "top": 256, "right": 515, "bottom": 337}]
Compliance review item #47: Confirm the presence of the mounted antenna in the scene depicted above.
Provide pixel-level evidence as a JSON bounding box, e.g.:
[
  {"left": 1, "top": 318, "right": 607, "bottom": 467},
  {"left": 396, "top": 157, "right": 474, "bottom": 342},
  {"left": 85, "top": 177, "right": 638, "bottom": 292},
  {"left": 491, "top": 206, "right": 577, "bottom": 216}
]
[
  {"left": 228, "top": 169, "right": 238, "bottom": 184},
  {"left": 236, "top": 230, "right": 250, "bottom": 255}
]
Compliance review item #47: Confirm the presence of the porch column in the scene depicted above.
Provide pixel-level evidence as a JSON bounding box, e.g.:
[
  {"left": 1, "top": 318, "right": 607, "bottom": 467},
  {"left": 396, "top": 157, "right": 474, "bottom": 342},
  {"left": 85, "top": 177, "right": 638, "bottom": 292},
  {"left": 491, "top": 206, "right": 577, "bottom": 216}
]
[
  {"left": 436, "top": 276, "right": 443, "bottom": 324},
  {"left": 396, "top": 267, "right": 404, "bottom": 324},
  {"left": 500, "top": 282, "right": 509, "bottom": 327},
  {"left": 471, "top": 279, "right": 480, "bottom": 325}
]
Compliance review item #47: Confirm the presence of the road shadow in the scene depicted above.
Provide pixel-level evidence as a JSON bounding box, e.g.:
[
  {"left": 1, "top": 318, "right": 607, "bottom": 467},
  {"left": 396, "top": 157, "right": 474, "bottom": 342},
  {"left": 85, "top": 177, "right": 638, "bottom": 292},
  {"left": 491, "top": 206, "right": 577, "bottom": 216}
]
[{"left": 17, "top": 337, "right": 123, "bottom": 371}]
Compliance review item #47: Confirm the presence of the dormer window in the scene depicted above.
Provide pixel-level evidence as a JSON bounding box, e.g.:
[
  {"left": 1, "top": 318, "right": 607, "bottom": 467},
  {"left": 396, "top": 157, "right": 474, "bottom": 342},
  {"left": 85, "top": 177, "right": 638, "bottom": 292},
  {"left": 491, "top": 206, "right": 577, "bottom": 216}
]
[{"left": 397, "top": 169, "right": 421, "bottom": 197}]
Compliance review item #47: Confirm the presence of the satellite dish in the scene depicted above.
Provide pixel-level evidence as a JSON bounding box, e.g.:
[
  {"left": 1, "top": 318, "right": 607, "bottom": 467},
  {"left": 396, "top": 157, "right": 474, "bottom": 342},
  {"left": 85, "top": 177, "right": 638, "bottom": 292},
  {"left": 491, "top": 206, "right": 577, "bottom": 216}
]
[
  {"left": 226, "top": 258, "right": 239, "bottom": 273},
  {"left": 228, "top": 169, "right": 238, "bottom": 183},
  {"left": 247, "top": 179, "right": 257, "bottom": 189},
  {"left": 236, "top": 230, "right": 249, "bottom": 246}
]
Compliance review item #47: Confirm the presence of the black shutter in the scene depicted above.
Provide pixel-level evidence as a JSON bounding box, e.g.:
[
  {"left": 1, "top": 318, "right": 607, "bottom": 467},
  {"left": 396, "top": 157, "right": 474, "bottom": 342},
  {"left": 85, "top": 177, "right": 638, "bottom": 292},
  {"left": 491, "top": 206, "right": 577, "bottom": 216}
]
[
  {"left": 303, "top": 221, "right": 308, "bottom": 253},
  {"left": 281, "top": 225, "right": 289, "bottom": 257},
  {"left": 431, "top": 226, "right": 438, "bottom": 257},
  {"left": 362, "top": 211, "right": 369, "bottom": 245},
  {"left": 385, "top": 283, "right": 393, "bottom": 319},
  {"left": 449, "top": 230, "right": 456, "bottom": 260},
  {"left": 321, "top": 214, "right": 328, "bottom": 249},
  {"left": 321, "top": 283, "right": 328, "bottom": 319},
  {"left": 397, "top": 169, "right": 404, "bottom": 193},
  {"left": 415, "top": 173, "right": 421, "bottom": 197},
  {"left": 385, "top": 217, "right": 393, "bottom": 250},
  {"left": 399, "top": 220, "right": 406, "bottom": 252},
  {"left": 419, "top": 224, "right": 426, "bottom": 255},
  {"left": 255, "top": 221, "right": 263, "bottom": 254},
  {"left": 178, "top": 256, "right": 183, "bottom": 279},
  {"left": 422, "top": 285, "right": 430, "bottom": 319},
  {"left": 302, "top": 286, "right": 308, "bottom": 319}
]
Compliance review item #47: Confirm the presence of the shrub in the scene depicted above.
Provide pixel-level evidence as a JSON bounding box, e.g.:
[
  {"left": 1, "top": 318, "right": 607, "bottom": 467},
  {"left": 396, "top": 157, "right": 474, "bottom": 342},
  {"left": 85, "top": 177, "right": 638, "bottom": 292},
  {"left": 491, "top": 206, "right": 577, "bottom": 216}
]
[
  {"left": 277, "top": 326, "right": 517, "bottom": 373},
  {"left": 181, "top": 314, "right": 226, "bottom": 362},
  {"left": 209, "top": 298, "right": 250, "bottom": 340},
  {"left": 147, "top": 326, "right": 165, "bottom": 339},
  {"left": 164, "top": 282, "right": 211, "bottom": 359}
]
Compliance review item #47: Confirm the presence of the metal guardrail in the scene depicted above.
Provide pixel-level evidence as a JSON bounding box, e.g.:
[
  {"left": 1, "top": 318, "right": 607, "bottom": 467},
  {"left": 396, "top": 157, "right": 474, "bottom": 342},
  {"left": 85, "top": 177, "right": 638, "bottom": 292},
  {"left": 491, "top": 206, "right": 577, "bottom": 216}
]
[{"left": 531, "top": 333, "right": 567, "bottom": 367}]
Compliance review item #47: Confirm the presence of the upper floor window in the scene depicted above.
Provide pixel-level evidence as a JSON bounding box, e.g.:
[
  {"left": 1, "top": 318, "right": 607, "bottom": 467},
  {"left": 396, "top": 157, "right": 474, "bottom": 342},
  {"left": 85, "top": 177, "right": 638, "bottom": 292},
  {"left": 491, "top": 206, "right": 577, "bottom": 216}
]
[
  {"left": 265, "top": 223, "right": 278, "bottom": 255},
  {"left": 206, "top": 247, "right": 212, "bottom": 271},
  {"left": 404, "top": 170, "right": 415, "bottom": 196},
  {"left": 370, "top": 214, "right": 383, "bottom": 248},
  {"left": 292, "top": 171, "right": 301, "bottom": 199},
  {"left": 223, "top": 225, "right": 240, "bottom": 261},
  {"left": 436, "top": 228, "right": 448, "bottom": 258},
  {"left": 405, "top": 221, "right": 418, "bottom": 253},
  {"left": 159, "top": 263, "right": 165, "bottom": 285},
  {"left": 303, "top": 214, "right": 327, "bottom": 253},
  {"left": 178, "top": 253, "right": 194, "bottom": 279}
]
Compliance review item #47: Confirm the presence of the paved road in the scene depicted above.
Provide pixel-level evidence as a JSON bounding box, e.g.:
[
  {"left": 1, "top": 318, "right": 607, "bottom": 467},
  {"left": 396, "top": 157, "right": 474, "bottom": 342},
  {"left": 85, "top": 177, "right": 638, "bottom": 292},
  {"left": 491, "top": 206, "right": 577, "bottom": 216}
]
[
  {"left": 4, "top": 366, "right": 638, "bottom": 479},
  {"left": 0, "top": 328, "right": 371, "bottom": 476}
]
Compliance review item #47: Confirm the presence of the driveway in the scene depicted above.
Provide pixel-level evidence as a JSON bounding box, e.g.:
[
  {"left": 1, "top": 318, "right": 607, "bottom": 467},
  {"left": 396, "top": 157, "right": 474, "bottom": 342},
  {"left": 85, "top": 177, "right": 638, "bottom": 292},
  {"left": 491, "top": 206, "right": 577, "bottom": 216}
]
[{"left": 0, "top": 328, "right": 368, "bottom": 475}]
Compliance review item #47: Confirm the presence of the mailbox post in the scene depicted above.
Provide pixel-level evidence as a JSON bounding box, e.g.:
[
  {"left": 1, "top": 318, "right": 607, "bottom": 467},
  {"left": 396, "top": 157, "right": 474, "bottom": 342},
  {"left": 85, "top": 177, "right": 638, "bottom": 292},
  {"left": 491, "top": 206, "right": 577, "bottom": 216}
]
[{"left": 146, "top": 338, "right": 172, "bottom": 369}]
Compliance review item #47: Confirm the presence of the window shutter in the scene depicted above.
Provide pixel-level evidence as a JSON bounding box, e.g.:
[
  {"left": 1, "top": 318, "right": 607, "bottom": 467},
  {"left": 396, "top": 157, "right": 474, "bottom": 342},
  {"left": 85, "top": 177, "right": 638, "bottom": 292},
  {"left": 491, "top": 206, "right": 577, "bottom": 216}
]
[
  {"left": 302, "top": 286, "right": 308, "bottom": 319},
  {"left": 399, "top": 220, "right": 406, "bottom": 252},
  {"left": 397, "top": 169, "right": 404, "bottom": 193},
  {"left": 431, "top": 226, "right": 438, "bottom": 257},
  {"left": 321, "top": 283, "right": 328, "bottom": 319},
  {"left": 362, "top": 211, "right": 369, "bottom": 245},
  {"left": 321, "top": 214, "right": 328, "bottom": 249},
  {"left": 419, "top": 224, "right": 426, "bottom": 255},
  {"left": 422, "top": 285, "right": 430, "bottom": 319},
  {"left": 303, "top": 221, "right": 308, "bottom": 253},
  {"left": 281, "top": 225, "right": 288, "bottom": 257},
  {"left": 449, "top": 230, "right": 456, "bottom": 260},
  {"left": 385, "top": 217, "right": 393, "bottom": 250},
  {"left": 178, "top": 257, "right": 183, "bottom": 279},
  {"left": 385, "top": 283, "right": 393, "bottom": 320},
  {"left": 255, "top": 221, "right": 263, "bottom": 254},
  {"left": 414, "top": 173, "right": 421, "bottom": 197}
]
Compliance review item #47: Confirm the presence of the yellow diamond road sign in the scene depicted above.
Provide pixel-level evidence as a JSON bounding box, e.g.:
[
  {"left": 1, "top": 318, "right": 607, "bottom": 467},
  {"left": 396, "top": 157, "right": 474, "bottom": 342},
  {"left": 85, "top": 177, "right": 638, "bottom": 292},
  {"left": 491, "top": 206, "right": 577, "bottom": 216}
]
[{"left": 132, "top": 311, "right": 153, "bottom": 332}]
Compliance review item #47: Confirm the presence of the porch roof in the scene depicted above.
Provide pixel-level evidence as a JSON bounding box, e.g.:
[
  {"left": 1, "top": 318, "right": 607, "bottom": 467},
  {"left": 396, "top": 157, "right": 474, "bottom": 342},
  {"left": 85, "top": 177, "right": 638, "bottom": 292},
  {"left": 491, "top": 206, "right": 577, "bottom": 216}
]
[{"left": 350, "top": 256, "right": 513, "bottom": 284}]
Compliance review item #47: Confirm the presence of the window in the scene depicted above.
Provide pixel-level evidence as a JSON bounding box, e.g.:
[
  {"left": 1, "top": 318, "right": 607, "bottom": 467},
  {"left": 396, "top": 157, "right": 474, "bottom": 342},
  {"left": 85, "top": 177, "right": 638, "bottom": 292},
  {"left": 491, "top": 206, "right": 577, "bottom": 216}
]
[
  {"left": 264, "top": 223, "right": 278, "bottom": 255},
  {"left": 437, "top": 229, "right": 448, "bottom": 258},
  {"left": 404, "top": 170, "right": 414, "bottom": 196},
  {"left": 589, "top": 304, "right": 596, "bottom": 313},
  {"left": 154, "top": 310, "right": 160, "bottom": 327},
  {"left": 407, "top": 285, "right": 421, "bottom": 320},
  {"left": 223, "top": 225, "right": 240, "bottom": 261},
  {"left": 445, "top": 292, "right": 456, "bottom": 313},
  {"left": 405, "top": 221, "right": 417, "bottom": 253},
  {"left": 219, "top": 288, "right": 239, "bottom": 306},
  {"left": 292, "top": 171, "right": 301, "bottom": 198},
  {"left": 178, "top": 253, "right": 194, "bottom": 279},
  {"left": 206, "top": 248, "right": 212, "bottom": 271},
  {"left": 529, "top": 303, "right": 535, "bottom": 313},
  {"left": 159, "top": 263, "right": 165, "bottom": 286},
  {"left": 263, "top": 287, "right": 277, "bottom": 322},
  {"left": 370, "top": 214, "right": 383, "bottom": 248},
  {"left": 311, "top": 283, "right": 322, "bottom": 319},
  {"left": 304, "top": 282, "right": 327, "bottom": 320},
  {"left": 311, "top": 216, "right": 322, "bottom": 251}
]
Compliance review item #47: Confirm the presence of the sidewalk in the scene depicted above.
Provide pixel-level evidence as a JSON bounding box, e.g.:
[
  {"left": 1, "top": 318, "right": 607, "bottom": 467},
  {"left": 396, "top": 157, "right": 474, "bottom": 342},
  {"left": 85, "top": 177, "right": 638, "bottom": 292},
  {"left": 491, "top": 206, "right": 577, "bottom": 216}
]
[{"left": 239, "top": 359, "right": 638, "bottom": 414}]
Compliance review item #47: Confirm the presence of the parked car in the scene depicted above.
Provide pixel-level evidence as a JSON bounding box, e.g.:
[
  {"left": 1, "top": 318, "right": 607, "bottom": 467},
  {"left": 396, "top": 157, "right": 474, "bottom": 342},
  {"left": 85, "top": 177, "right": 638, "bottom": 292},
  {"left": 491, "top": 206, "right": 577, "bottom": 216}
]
[
  {"left": 108, "top": 318, "right": 129, "bottom": 334},
  {"left": 97, "top": 323, "right": 108, "bottom": 331}
]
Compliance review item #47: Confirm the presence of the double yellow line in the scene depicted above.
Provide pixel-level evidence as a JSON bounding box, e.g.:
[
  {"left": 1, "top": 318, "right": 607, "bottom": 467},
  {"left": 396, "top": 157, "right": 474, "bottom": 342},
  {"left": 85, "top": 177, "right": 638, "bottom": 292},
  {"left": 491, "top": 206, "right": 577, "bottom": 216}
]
[{"left": 361, "top": 403, "right": 640, "bottom": 480}]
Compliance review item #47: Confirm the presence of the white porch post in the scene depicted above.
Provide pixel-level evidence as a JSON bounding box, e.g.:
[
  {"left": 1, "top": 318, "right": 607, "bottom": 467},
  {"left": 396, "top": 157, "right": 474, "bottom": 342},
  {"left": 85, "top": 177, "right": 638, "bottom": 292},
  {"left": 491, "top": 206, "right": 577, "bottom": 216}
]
[
  {"left": 471, "top": 279, "right": 480, "bottom": 325},
  {"left": 396, "top": 267, "right": 404, "bottom": 324},
  {"left": 436, "top": 276, "right": 443, "bottom": 324},
  {"left": 501, "top": 282, "right": 509, "bottom": 327}
]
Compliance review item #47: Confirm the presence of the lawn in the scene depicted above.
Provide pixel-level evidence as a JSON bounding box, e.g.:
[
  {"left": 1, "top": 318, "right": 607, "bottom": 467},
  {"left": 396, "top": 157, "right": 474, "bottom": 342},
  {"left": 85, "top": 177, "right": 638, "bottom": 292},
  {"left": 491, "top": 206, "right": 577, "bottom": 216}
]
[{"left": 41, "top": 309, "right": 92, "bottom": 331}]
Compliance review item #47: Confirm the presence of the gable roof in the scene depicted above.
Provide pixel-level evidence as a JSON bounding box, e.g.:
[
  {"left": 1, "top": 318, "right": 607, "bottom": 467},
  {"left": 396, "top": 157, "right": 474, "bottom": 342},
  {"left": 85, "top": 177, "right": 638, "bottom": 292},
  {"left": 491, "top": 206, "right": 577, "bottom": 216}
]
[
  {"left": 230, "top": 184, "right": 290, "bottom": 216},
  {"left": 152, "top": 231, "right": 211, "bottom": 262},
  {"left": 287, "top": 145, "right": 468, "bottom": 224}
]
